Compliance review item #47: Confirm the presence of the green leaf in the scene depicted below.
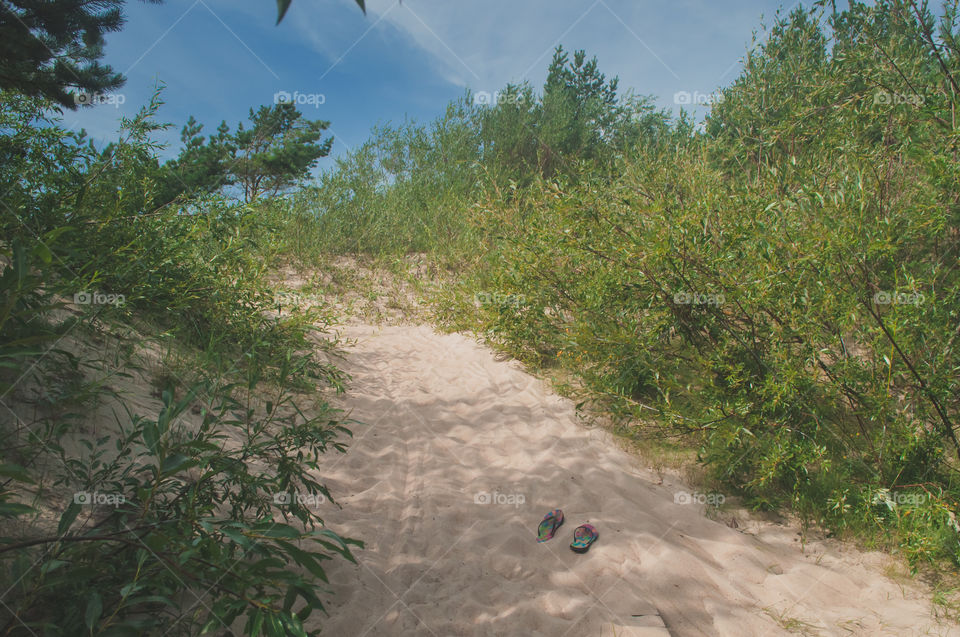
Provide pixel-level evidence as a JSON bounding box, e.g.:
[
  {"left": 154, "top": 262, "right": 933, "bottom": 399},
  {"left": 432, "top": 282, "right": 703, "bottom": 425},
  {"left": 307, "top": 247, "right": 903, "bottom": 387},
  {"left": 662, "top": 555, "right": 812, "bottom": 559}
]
[
  {"left": 84, "top": 591, "right": 102, "bottom": 632},
  {"left": 281, "top": 615, "right": 309, "bottom": 637},
  {"left": 283, "top": 585, "right": 298, "bottom": 612},
  {"left": 292, "top": 584, "right": 324, "bottom": 620},
  {"left": 200, "top": 615, "right": 223, "bottom": 634},
  {"left": 0, "top": 463, "right": 35, "bottom": 484},
  {"left": 119, "top": 582, "right": 142, "bottom": 598},
  {"left": 160, "top": 453, "right": 196, "bottom": 476},
  {"left": 58, "top": 501, "right": 82, "bottom": 535},
  {"left": 253, "top": 523, "right": 302, "bottom": 539},
  {"left": 282, "top": 547, "right": 328, "bottom": 582},
  {"left": 143, "top": 420, "right": 159, "bottom": 453},
  {"left": 122, "top": 594, "right": 178, "bottom": 607},
  {"left": 221, "top": 525, "right": 252, "bottom": 549},
  {"left": 40, "top": 559, "right": 70, "bottom": 575},
  {"left": 0, "top": 501, "right": 34, "bottom": 518},
  {"left": 276, "top": 0, "right": 292, "bottom": 24},
  {"left": 247, "top": 609, "right": 265, "bottom": 636},
  {"left": 33, "top": 242, "right": 52, "bottom": 265},
  {"left": 99, "top": 625, "right": 142, "bottom": 637},
  {"left": 277, "top": 0, "right": 365, "bottom": 24},
  {"left": 266, "top": 614, "right": 284, "bottom": 635}
]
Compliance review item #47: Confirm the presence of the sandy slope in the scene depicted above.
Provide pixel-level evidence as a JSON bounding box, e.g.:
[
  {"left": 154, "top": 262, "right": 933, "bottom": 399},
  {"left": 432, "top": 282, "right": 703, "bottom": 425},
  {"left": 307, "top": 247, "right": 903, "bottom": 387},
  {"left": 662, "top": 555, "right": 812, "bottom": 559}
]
[{"left": 310, "top": 324, "right": 957, "bottom": 637}]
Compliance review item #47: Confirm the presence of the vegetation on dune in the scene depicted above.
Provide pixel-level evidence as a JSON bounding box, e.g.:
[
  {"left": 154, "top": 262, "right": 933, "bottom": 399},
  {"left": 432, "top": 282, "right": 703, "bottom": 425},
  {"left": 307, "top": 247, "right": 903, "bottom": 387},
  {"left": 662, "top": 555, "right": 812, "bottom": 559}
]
[
  {"left": 3, "top": 0, "right": 960, "bottom": 633},
  {"left": 294, "top": 0, "right": 960, "bottom": 573},
  {"left": 0, "top": 83, "right": 354, "bottom": 637}
]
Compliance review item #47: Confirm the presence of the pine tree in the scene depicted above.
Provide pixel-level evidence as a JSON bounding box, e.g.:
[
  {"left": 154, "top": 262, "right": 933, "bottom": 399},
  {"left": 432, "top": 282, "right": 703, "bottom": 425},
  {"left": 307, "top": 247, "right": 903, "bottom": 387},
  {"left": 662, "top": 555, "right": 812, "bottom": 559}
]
[
  {"left": 0, "top": 0, "right": 160, "bottom": 108},
  {"left": 157, "top": 103, "right": 333, "bottom": 204}
]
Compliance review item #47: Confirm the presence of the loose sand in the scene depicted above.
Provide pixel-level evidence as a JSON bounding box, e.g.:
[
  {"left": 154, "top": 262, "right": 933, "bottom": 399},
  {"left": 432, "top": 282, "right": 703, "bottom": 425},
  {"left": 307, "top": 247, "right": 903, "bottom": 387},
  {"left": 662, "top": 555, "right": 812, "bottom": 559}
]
[{"left": 311, "top": 324, "right": 958, "bottom": 636}]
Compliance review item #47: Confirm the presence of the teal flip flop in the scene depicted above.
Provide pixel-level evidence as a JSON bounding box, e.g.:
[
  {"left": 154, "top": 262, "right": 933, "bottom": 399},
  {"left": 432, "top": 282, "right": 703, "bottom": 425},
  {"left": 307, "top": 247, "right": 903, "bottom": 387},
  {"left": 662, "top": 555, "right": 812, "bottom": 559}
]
[{"left": 537, "top": 509, "right": 564, "bottom": 542}]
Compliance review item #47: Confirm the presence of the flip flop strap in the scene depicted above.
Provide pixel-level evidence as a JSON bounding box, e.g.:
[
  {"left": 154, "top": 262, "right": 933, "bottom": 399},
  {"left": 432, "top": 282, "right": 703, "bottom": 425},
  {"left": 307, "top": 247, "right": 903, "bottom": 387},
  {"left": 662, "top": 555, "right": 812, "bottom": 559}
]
[
  {"left": 574, "top": 525, "right": 595, "bottom": 541},
  {"left": 539, "top": 518, "right": 559, "bottom": 537}
]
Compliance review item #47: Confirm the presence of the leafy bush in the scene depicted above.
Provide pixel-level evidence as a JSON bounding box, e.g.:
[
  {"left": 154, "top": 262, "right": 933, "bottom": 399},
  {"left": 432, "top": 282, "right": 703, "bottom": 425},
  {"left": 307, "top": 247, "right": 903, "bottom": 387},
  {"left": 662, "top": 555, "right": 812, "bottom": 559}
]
[
  {"left": 299, "top": 0, "right": 960, "bottom": 572},
  {"left": 1, "top": 89, "right": 358, "bottom": 634}
]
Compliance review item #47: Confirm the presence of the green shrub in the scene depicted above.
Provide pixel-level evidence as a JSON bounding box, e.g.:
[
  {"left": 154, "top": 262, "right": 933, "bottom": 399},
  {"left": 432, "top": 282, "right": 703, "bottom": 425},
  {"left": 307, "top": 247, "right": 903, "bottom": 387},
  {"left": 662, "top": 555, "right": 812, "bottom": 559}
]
[{"left": 1, "top": 89, "right": 358, "bottom": 634}]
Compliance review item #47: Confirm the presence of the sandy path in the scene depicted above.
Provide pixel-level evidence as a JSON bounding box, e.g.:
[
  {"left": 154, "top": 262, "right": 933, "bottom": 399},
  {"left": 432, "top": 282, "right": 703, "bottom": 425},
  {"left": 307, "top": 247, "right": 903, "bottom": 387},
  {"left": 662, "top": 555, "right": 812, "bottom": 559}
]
[{"left": 310, "top": 324, "right": 956, "bottom": 637}]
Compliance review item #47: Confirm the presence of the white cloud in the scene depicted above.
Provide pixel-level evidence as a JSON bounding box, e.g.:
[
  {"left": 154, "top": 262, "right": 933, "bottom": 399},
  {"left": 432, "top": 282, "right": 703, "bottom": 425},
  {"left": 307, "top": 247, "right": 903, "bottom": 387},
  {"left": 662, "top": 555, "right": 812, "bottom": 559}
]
[{"left": 359, "top": 0, "right": 777, "bottom": 99}]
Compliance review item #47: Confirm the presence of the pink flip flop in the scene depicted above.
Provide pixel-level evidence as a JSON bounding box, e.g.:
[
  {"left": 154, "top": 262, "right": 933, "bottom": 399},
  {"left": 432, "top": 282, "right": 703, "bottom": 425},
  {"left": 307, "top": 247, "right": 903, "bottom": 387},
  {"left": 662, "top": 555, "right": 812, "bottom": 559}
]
[{"left": 570, "top": 524, "right": 598, "bottom": 553}]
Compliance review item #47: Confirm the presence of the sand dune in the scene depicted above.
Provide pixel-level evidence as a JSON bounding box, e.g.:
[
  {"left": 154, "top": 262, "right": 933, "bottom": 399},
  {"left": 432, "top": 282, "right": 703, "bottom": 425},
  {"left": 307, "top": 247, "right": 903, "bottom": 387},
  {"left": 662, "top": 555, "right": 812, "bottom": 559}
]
[{"left": 310, "top": 324, "right": 956, "bottom": 636}]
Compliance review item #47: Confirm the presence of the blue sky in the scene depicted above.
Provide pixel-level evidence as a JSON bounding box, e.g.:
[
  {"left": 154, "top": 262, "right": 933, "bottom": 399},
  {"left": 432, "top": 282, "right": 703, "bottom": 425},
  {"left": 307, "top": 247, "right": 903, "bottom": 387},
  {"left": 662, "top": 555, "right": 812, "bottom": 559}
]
[{"left": 62, "top": 0, "right": 808, "bottom": 162}]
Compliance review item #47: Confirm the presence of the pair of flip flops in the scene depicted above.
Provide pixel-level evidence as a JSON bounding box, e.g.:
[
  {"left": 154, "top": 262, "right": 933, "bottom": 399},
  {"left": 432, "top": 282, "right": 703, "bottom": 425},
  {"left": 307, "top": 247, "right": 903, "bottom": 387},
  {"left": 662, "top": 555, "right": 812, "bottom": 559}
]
[{"left": 536, "top": 509, "right": 598, "bottom": 553}]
